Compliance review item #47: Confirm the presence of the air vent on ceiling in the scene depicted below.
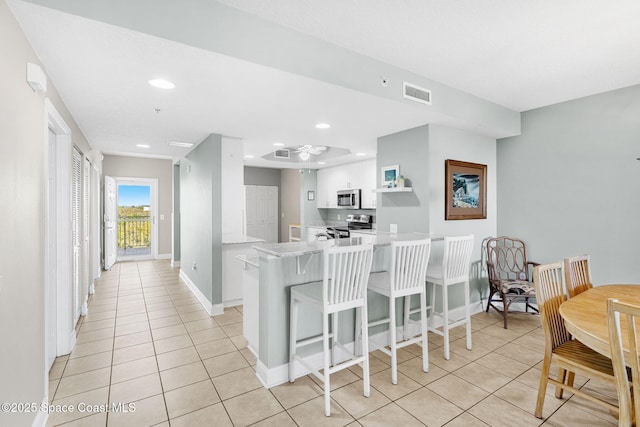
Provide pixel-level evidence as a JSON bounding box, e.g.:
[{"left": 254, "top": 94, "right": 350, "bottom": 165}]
[
  {"left": 403, "top": 81, "right": 431, "bottom": 105},
  {"left": 273, "top": 149, "right": 290, "bottom": 159}
]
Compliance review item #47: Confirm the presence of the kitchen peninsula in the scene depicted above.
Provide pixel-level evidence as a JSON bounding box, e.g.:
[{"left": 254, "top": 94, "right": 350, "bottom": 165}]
[{"left": 251, "top": 232, "right": 442, "bottom": 388}]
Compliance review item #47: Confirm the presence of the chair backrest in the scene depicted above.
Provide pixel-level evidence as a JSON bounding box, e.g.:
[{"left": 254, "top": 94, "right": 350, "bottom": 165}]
[
  {"left": 323, "top": 243, "right": 373, "bottom": 310},
  {"left": 486, "top": 236, "right": 530, "bottom": 283},
  {"left": 442, "top": 235, "right": 474, "bottom": 284},
  {"left": 389, "top": 238, "right": 431, "bottom": 294},
  {"left": 564, "top": 255, "right": 593, "bottom": 298},
  {"left": 607, "top": 298, "right": 640, "bottom": 426},
  {"left": 533, "top": 263, "right": 571, "bottom": 351}
]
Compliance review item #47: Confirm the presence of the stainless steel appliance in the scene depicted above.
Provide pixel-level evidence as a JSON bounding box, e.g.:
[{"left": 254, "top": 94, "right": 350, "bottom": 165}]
[
  {"left": 337, "top": 189, "right": 361, "bottom": 209},
  {"left": 326, "top": 214, "right": 372, "bottom": 239}
]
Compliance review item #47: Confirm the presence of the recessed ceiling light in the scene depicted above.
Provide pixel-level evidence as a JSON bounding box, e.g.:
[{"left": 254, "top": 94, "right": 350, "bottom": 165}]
[
  {"left": 273, "top": 142, "right": 285, "bottom": 147},
  {"left": 244, "top": 155, "right": 254, "bottom": 159},
  {"left": 315, "top": 123, "right": 330, "bottom": 129},
  {"left": 148, "top": 79, "right": 175, "bottom": 89},
  {"left": 317, "top": 161, "right": 326, "bottom": 165},
  {"left": 136, "top": 144, "right": 150, "bottom": 148},
  {"left": 169, "top": 141, "right": 194, "bottom": 148},
  {"left": 356, "top": 152, "right": 366, "bottom": 156}
]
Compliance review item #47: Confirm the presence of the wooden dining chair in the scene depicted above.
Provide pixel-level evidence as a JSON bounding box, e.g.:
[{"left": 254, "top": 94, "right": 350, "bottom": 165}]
[
  {"left": 607, "top": 298, "right": 640, "bottom": 427},
  {"left": 564, "top": 255, "right": 593, "bottom": 298},
  {"left": 533, "top": 262, "right": 621, "bottom": 419}
]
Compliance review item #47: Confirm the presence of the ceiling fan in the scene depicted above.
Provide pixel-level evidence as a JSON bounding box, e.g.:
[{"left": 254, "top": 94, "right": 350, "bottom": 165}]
[{"left": 294, "top": 144, "right": 327, "bottom": 160}]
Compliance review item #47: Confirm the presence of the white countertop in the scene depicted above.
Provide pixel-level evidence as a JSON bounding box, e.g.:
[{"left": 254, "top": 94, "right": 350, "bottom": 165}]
[
  {"left": 222, "top": 233, "right": 266, "bottom": 245},
  {"left": 253, "top": 232, "right": 441, "bottom": 257}
]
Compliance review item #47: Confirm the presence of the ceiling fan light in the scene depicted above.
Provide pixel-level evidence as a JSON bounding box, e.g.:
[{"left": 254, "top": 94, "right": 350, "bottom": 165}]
[{"left": 299, "top": 151, "right": 310, "bottom": 161}]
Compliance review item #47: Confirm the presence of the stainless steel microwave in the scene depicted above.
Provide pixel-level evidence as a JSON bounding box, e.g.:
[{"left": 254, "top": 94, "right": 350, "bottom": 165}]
[{"left": 337, "top": 189, "right": 361, "bottom": 209}]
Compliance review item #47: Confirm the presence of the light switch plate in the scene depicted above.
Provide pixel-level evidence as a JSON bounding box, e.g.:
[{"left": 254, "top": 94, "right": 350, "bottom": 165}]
[{"left": 390, "top": 224, "right": 398, "bottom": 233}]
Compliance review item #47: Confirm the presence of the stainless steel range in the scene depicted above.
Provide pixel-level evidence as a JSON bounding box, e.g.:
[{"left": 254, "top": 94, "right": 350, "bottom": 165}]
[{"left": 326, "top": 214, "right": 372, "bottom": 239}]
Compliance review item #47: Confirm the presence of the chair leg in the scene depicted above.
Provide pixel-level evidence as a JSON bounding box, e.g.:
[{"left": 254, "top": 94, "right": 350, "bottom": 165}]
[
  {"left": 501, "top": 293, "right": 509, "bottom": 329},
  {"left": 354, "top": 305, "right": 362, "bottom": 357},
  {"left": 485, "top": 288, "right": 494, "bottom": 313},
  {"left": 555, "top": 368, "right": 567, "bottom": 399},
  {"left": 420, "top": 290, "right": 429, "bottom": 373},
  {"left": 361, "top": 305, "right": 370, "bottom": 398},
  {"left": 535, "top": 355, "right": 552, "bottom": 418},
  {"left": 389, "top": 295, "right": 398, "bottom": 385},
  {"left": 323, "top": 311, "right": 331, "bottom": 417},
  {"left": 289, "top": 297, "right": 298, "bottom": 382},
  {"left": 442, "top": 283, "right": 450, "bottom": 360},
  {"left": 464, "top": 280, "right": 472, "bottom": 351},
  {"left": 403, "top": 295, "right": 411, "bottom": 340},
  {"left": 331, "top": 312, "right": 337, "bottom": 366}
]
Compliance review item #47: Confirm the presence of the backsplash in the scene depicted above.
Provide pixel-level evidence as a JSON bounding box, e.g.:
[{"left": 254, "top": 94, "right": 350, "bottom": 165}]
[{"left": 319, "top": 209, "right": 376, "bottom": 225}]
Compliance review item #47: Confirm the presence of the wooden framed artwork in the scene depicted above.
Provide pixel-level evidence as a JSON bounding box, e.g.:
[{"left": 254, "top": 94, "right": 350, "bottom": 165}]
[{"left": 445, "top": 159, "right": 487, "bottom": 220}]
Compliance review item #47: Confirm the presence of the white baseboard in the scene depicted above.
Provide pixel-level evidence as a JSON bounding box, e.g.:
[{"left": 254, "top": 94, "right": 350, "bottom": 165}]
[
  {"left": 178, "top": 270, "right": 224, "bottom": 316},
  {"left": 32, "top": 396, "right": 48, "bottom": 427},
  {"left": 255, "top": 301, "right": 485, "bottom": 388},
  {"left": 157, "top": 253, "right": 172, "bottom": 260},
  {"left": 223, "top": 298, "right": 243, "bottom": 308},
  {"left": 171, "top": 260, "right": 181, "bottom": 268}
]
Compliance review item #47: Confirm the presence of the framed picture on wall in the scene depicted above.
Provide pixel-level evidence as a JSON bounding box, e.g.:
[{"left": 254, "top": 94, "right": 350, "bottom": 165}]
[
  {"left": 381, "top": 165, "right": 399, "bottom": 186},
  {"left": 445, "top": 159, "right": 487, "bottom": 220},
  {"left": 307, "top": 190, "right": 315, "bottom": 201}
]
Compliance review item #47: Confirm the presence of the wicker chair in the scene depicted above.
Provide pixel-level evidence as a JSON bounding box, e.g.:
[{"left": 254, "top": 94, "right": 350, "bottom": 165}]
[
  {"left": 564, "top": 255, "right": 593, "bottom": 298},
  {"left": 485, "top": 236, "right": 539, "bottom": 328},
  {"left": 534, "top": 263, "right": 621, "bottom": 419}
]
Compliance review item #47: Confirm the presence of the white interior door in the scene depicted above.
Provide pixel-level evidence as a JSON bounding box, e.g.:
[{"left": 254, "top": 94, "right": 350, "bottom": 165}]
[
  {"left": 46, "top": 128, "right": 57, "bottom": 370},
  {"left": 104, "top": 176, "right": 117, "bottom": 270},
  {"left": 244, "top": 185, "right": 278, "bottom": 243},
  {"left": 71, "top": 147, "right": 82, "bottom": 326},
  {"left": 264, "top": 186, "right": 278, "bottom": 243}
]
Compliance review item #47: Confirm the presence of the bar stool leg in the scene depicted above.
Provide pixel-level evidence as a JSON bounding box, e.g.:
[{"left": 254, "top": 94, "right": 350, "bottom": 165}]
[
  {"left": 420, "top": 290, "right": 429, "bottom": 372},
  {"left": 442, "top": 282, "right": 450, "bottom": 360},
  {"left": 323, "top": 310, "right": 331, "bottom": 416},
  {"left": 403, "top": 295, "right": 411, "bottom": 340},
  {"left": 389, "top": 294, "right": 398, "bottom": 385},
  {"left": 464, "top": 279, "right": 472, "bottom": 351},
  {"left": 289, "top": 297, "right": 298, "bottom": 382},
  {"left": 331, "top": 312, "right": 338, "bottom": 366},
  {"left": 361, "top": 305, "right": 370, "bottom": 397}
]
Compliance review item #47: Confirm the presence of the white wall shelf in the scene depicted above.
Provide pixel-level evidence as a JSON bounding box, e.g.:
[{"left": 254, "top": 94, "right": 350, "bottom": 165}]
[{"left": 374, "top": 187, "right": 413, "bottom": 193}]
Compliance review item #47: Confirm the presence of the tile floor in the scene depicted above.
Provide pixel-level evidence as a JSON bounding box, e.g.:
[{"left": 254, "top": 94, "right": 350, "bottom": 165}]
[{"left": 46, "top": 260, "right": 618, "bottom": 426}]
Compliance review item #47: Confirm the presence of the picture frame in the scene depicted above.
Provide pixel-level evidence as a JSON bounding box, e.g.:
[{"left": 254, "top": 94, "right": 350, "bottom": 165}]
[
  {"left": 381, "top": 165, "right": 400, "bottom": 186},
  {"left": 307, "top": 190, "right": 315, "bottom": 201},
  {"left": 445, "top": 159, "right": 487, "bottom": 220}
]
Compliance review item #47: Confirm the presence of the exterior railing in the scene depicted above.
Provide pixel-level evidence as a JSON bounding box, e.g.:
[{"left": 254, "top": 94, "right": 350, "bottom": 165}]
[{"left": 118, "top": 216, "right": 151, "bottom": 249}]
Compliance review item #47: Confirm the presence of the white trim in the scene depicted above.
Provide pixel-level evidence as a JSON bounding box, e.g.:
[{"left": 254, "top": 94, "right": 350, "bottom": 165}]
[
  {"left": 32, "top": 397, "right": 48, "bottom": 427},
  {"left": 223, "top": 298, "right": 243, "bottom": 308},
  {"left": 157, "top": 253, "right": 172, "bottom": 260},
  {"left": 171, "top": 260, "right": 181, "bottom": 268},
  {"left": 178, "top": 270, "right": 224, "bottom": 316}
]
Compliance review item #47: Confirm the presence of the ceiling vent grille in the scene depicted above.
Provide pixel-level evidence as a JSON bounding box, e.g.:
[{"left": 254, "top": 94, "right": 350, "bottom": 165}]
[
  {"left": 403, "top": 81, "right": 431, "bottom": 105},
  {"left": 273, "top": 149, "right": 290, "bottom": 159}
]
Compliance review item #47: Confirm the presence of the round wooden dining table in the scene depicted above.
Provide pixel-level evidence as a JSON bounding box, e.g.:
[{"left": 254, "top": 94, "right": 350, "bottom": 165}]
[{"left": 560, "top": 284, "right": 640, "bottom": 358}]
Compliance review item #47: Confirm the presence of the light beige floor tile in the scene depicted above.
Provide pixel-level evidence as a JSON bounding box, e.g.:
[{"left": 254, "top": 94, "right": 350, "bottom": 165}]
[
  {"left": 429, "top": 348, "right": 473, "bottom": 372},
  {"left": 308, "top": 367, "right": 361, "bottom": 392},
  {"left": 176, "top": 303, "right": 204, "bottom": 314},
  {"left": 494, "top": 342, "right": 543, "bottom": 367},
  {"left": 115, "top": 321, "right": 150, "bottom": 337},
  {"left": 154, "top": 334, "right": 193, "bottom": 354},
  {"left": 151, "top": 323, "right": 188, "bottom": 340},
  {"left": 369, "top": 369, "right": 422, "bottom": 401},
  {"left": 474, "top": 352, "right": 531, "bottom": 379},
  {"left": 149, "top": 315, "right": 183, "bottom": 329},
  {"left": 48, "top": 378, "right": 60, "bottom": 402},
  {"left": 287, "top": 395, "right": 354, "bottom": 425},
  {"left": 49, "top": 357, "right": 68, "bottom": 380},
  {"left": 250, "top": 411, "right": 297, "bottom": 427},
  {"left": 115, "top": 313, "right": 148, "bottom": 326},
  {"left": 156, "top": 346, "right": 201, "bottom": 371},
  {"left": 212, "top": 366, "right": 263, "bottom": 400},
  {"left": 371, "top": 348, "right": 415, "bottom": 365},
  {"left": 107, "top": 393, "right": 167, "bottom": 427},
  {"left": 494, "top": 378, "right": 564, "bottom": 419},
  {"left": 109, "top": 372, "right": 163, "bottom": 404},
  {"left": 221, "top": 322, "right": 243, "bottom": 337},
  {"left": 144, "top": 295, "right": 172, "bottom": 305},
  {"left": 76, "top": 327, "right": 115, "bottom": 345},
  {"left": 426, "top": 373, "right": 489, "bottom": 410},
  {"left": 179, "top": 310, "right": 210, "bottom": 323},
  {"left": 331, "top": 380, "right": 391, "bottom": 419},
  {"left": 184, "top": 318, "right": 218, "bottom": 333},
  {"left": 112, "top": 342, "right": 155, "bottom": 365},
  {"left": 240, "top": 348, "right": 257, "bottom": 366},
  {"left": 160, "top": 361, "right": 209, "bottom": 391},
  {"left": 453, "top": 361, "right": 513, "bottom": 393},
  {"left": 468, "top": 395, "right": 541, "bottom": 427},
  {"left": 164, "top": 379, "right": 220, "bottom": 419},
  {"left": 443, "top": 412, "right": 490, "bottom": 427},
  {"left": 83, "top": 310, "right": 116, "bottom": 323},
  {"left": 55, "top": 367, "right": 111, "bottom": 399},
  {"left": 195, "top": 338, "right": 237, "bottom": 359},
  {"left": 58, "top": 412, "right": 107, "bottom": 426},
  {"left": 169, "top": 402, "right": 232, "bottom": 427},
  {"left": 213, "top": 310, "right": 243, "bottom": 326},
  {"left": 359, "top": 402, "right": 424, "bottom": 427},
  {"left": 113, "top": 330, "right": 152, "bottom": 349},
  {"left": 271, "top": 375, "right": 323, "bottom": 409},
  {"left": 349, "top": 355, "right": 392, "bottom": 380},
  {"left": 396, "top": 388, "right": 463, "bottom": 426},
  {"left": 69, "top": 339, "right": 113, "bottom": 359},
  {"left": 397, "top": 356, "right": 448, "bottom": 386},
  {"left": 189, "top": 327, "right": 227, "bottom": 345},
  {"left": 111, "top": 356, "right": 158, "bottom": 384},
  {"left": 147, "top": 307, "right": 179, "bottom": 320},
  {"left": 229, "top": 334, "right": 248, "bottom": 350},
  {"left": 202, "top": 352, "right": 249, "bottom": 378},
  {"left": 47, "top": 387, "right": 109, "bottom": 426},
  {"left": 79, "top": 319, "right": 115, "bottom": 332},
  {"left": 145, "top": 301, "right": 173, "bottom": 312},
  {"left": 63, "top": 351, "right": 113, "bottom": 377},
  {"left": 223, "top": 388, "right": 284, "bottom": 426},
  {"left": 544, "top": 399, "right": 617, "bottom": 426}
]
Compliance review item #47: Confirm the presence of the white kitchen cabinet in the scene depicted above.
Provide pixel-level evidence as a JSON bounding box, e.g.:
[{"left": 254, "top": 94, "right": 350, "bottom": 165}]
[
  {"left": 316, "top": 159, "right": 377, "bottom": 209},
  {"left": 306, "top": 226, "right": 326, "bottom": 242},
  {"left": 349, "top": 230, "right": 376, "bottom": 244},
  {"left": 360, "top": 159, "right": 377, "bottom": 209}
]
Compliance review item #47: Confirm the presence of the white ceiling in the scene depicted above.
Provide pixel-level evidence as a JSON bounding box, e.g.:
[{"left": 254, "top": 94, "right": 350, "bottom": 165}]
[{"left": 9, "top": 0, "right": 640, "bottom": 166}]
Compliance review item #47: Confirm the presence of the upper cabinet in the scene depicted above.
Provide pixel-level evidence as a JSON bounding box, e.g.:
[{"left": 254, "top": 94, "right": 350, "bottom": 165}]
[{"left": 316, "top": 159, "right": 377, "bottom": 209}]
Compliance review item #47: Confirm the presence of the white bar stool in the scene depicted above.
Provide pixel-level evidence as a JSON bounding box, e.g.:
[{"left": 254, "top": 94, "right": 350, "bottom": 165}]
[
  {"left": 289, "top": 243, "right": 374, "bottom": 416},
  {"left": 427, "top": 234, "right": 474, "bottom": 360},
  {"left": 364, "top": 238, "right": 431, "bottom": 384}
]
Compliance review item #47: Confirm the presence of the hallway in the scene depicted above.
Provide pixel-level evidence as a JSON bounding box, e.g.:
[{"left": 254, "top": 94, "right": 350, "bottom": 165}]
[{"left": 47, "top": 260, "right": 618, "bottom": 426}]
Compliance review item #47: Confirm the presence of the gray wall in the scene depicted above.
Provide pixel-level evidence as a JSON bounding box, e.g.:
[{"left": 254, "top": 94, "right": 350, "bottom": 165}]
[
  {"left": 300, "top": 169, "right": 323, "bottom": 239},
  {"left": 0, "top": 2, "right": 95, "bottom": 425},
  {"left": 102, "top": 155, "right": 173, "bottom": 256},
  {"left": 497, "top": 85, "right": 640, "bottom": 284},
  {"left": 172, "top": 163, "right": 180, "bottom": 263},
  {"left": 244, "top": 166, "right": 282, "bottom": 240},
  {"left": 180, "top": 135, "right": 223, "bottom": 305},
  {"left": 280, "top": 169, "right": 300, "bottom": 242},
  {"left": 377, "top": 125, "right": 430, "bottom": 233}
]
